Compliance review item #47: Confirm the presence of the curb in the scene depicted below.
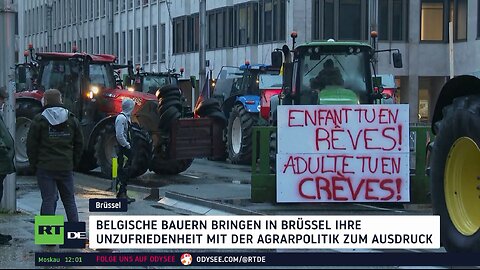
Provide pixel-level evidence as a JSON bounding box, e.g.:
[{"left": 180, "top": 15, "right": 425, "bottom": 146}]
[
  {"left": 161, "top": 191, "right": 263, "bottom": 216},
  {"left": 75, "top": 172, "right": 160, "bottom": 200}
]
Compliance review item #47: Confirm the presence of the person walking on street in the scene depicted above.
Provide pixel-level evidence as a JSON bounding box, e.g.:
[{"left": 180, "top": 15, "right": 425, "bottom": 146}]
[
  {"left": 27, "top": 89, "right": 84, "bottom": 222},
  {"left": 115, "top": 98, "right": 136, "bottom": 204},
  {"left": 0, "top": 87, "right": 15, "bottom": 245}
]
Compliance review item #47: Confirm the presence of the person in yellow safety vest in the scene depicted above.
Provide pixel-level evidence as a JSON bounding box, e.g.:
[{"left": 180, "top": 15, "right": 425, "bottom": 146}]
[{"left": 115, "top": 98, "right": 135, "bottom": 204}]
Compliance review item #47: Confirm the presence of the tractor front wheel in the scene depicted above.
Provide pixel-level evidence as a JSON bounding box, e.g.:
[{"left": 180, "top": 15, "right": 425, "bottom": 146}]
[
  {"left": 94, "top": 124, "right": 152, "bottom": 179},
  {"left": 227, "top": 104, "right": 257, "bottom": 164},
  {"left": 15, "top": 101, "right": 42, "bottom": 174},
  {"left": 430, "top": 95, "right": 480, "bottom": 252}
]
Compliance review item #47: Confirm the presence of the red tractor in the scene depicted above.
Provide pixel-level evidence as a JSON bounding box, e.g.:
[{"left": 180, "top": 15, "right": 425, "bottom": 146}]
[{"left": 14, "top": 49, "right": 224, "bottom": 178}]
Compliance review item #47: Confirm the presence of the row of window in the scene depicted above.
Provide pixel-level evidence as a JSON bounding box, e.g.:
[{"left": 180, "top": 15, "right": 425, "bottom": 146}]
[
  {"left": 24, "top": 0, "right": 156, "bottom": 36},
  {"left": 172, "top": 0, "right": 287, "bottom": 54},
  {"left": 113, "top": 24, "right": 166, "bottom": 64}
]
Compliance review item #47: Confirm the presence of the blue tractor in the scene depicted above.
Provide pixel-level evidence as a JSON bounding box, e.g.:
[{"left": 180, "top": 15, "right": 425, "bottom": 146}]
[{"left": 212, "top": 63, "right": 281, "bottom": 164}]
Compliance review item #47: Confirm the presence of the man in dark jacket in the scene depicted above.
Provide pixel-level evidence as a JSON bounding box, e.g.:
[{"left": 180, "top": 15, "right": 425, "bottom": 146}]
[
  {"left": 27, "top": 89, "right": 84, "bottom": 222},
  {"left": 0, "top": 87, "right": 15, "bottom": 245}
]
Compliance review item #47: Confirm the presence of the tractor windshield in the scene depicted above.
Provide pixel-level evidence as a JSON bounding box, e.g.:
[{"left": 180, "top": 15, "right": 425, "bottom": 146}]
[
  {"left": 259, "top": 73, "right": 282, "bottom": 90},
  {"left": 142, "top": 74, "right": 178, "bottom": 93},
  {"left": 297, "top": 48, "right": 370, "bottom": 104},
  {"left": 213, "top": 66, "right": 245, "bottom": 99},
  {"left": 40, "top": 60, "right": 116, "bottom": 91},
  {"left": 89, "top": 63, "right": 116, "bottom": 89}
]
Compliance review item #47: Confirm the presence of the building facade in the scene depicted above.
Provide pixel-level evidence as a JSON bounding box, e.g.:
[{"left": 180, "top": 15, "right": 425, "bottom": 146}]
[{"left": 17, "top": 0, "right": 480, "bottom": 123}]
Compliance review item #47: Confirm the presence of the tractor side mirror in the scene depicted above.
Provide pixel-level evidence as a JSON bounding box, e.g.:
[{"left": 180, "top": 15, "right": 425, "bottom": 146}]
[
  {"left": 16, "top": 66, "right": 27, "bottom": 84},
  {"left": 271, "top": 51, "right": 283, "bottom": 68},
  {"left": 392, "top": 52, "right": 403, "bottom": 68}
]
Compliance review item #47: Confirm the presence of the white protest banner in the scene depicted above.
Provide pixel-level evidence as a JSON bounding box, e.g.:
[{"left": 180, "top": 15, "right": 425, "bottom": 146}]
[{"left": 277, "top": 105, "right": 409, "bottom": 203}]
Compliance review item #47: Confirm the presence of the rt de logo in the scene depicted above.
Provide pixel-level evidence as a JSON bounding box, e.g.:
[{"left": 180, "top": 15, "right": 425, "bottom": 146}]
[
  {"left": 34, "top": 215, "right": 87, "bottom": 248},
  {"left": 180, "top": 253, "right": 193, "bottom": 266}
]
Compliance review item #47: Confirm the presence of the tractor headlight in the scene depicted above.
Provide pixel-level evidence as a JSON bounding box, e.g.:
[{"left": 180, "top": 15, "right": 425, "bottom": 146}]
[
  {"left": 91, "top": 86, "right": 99, "bottom": 95},
  {"left": 87, "top": 86, "right": 100, "bottom": 99}
]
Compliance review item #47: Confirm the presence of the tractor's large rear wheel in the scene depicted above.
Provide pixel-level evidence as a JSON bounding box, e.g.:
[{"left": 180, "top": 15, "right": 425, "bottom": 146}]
[
  {"left": 94, "top": 124, "right": 151, "bottom": 179},
  {"left": 430, "top": 95, "right": 480, "bottom": 252},
  {"left": 15, "top": 101, "right": 42, "bottom": 174},
  {"left": 227, "top": 104, "right": 257, "bottom": 164}
]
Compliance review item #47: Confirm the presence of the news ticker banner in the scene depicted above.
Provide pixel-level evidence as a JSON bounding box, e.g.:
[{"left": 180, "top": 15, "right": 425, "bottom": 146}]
[
  {"left": 89, "top": 215, "right": 440, "bottom": 250},
  {"left": 35, "top": 252, "right": 480, "bottom": 267}
]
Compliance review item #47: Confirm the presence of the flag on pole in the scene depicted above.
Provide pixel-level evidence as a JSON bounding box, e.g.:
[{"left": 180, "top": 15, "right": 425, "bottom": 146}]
[{"left": 194, "top": 72, "right": 210, "bottom": 115}]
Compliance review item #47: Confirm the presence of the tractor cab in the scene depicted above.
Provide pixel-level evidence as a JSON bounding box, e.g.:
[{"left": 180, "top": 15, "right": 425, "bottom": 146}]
[{"left": 282, "top": 42, "right": 374, "bottom": 106}]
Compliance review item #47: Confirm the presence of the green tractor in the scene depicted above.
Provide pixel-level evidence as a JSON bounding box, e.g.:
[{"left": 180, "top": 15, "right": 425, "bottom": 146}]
[
  {"left": 429, "top": 75, "right": 480, "bottom": 252},
  {"left": 266, "top": 37, "right": 403, "bottom": 168}
]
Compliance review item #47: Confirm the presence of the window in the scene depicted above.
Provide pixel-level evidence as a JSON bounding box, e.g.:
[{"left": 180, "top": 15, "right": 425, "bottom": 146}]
[
  {"left": 65, "top": 0, "right": 69, "bottom": 25},
  {"left": 144, "top": 27, "right": 149, "bottom": 63},
  {"left": 478, "top": 0, "right": 480, "bottom": 38},
  {"left": 79, "top": 39, "right": 82, "bottom": 51},
  {"left": 136, "top": 28, "right": 141, "bottom": 63},
  {"left": 96, "top": 0, "right": 99, "bottom": 17},
  {"left": 89, "top": 37, "right": 93, "bottom": 53},
  {"left": 114, "top": 0, "right": 119, "bottom": 12},
  {"left": 339, "top": 0, "right": 363, "bottom": 40},
  {"left": 378, "top": 0, "right": 408, "bottom": 41},
  {"left": 128, "top": 30, "right": 133, "bottom": 62},
  {"left": 151, "top": 25, "right": 157, "bottom": 61},
  {"left": 259, "top": 0, "right": 286, "bottom": 42},
  {"left": 121, "top": 31, "right": 126, "bottom": 63},
  {"left": 121, "top": 0, "right": 126, "bottom": 11},
  {"left": 95, "top": 37, "right": 99, "bottom": 53},
  {"left": 208, "top": 13, "right": 216, "bottom": 49},
  {"left": 128, "top": 0, "right": 133, "bottom": 9},
  {"left": 235, "top": 2, "right": 258, "bottom": 46},
  {"left": 114, "top": 33, "right": 119, "bottom": 58},
  {"left": 101, "top": 0, "right": 106, "bottom": 16},
  {"left": 83, "top": 0, "right": 87, "bottom": 21},
  {"left": 102, "top": 35, "right": 106, "bottom": 53},
  {"left": 454, "top": 0, "right": 467, "bottom": 40},
  {"left": 420, "top": 0, "right": 467, "bottom": 42},
  {"left": 216, "top": 11, "right": 224, "bottom": 48},
  {"left": 421, "top": 1, "right": 444, "bottom": 41},
  {"left": 90, "top": 0, "right": 94, "bottom": 19},
  {"left": 312, "top": 0, "right": 369, "bottom": 41},
  {"left": 160, "top": 24, "right": 166, "bottom": 61},
  {"left": 77, "top": 0, "right": 82, "bottom": 22},
  {"left": 173, "top": 17, "right": 185, "bottom": 53}
]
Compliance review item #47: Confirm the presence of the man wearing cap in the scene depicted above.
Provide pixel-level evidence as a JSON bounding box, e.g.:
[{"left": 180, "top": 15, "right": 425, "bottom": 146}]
[
  {"left": 26, "top": 89, "right": 84, "bottom": 222},
  {"left": 0, "top": 87, "right": 14, "bottom": 245},
  {"left": 115, "top": 98, "right": 136, "bottom": 204}
]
